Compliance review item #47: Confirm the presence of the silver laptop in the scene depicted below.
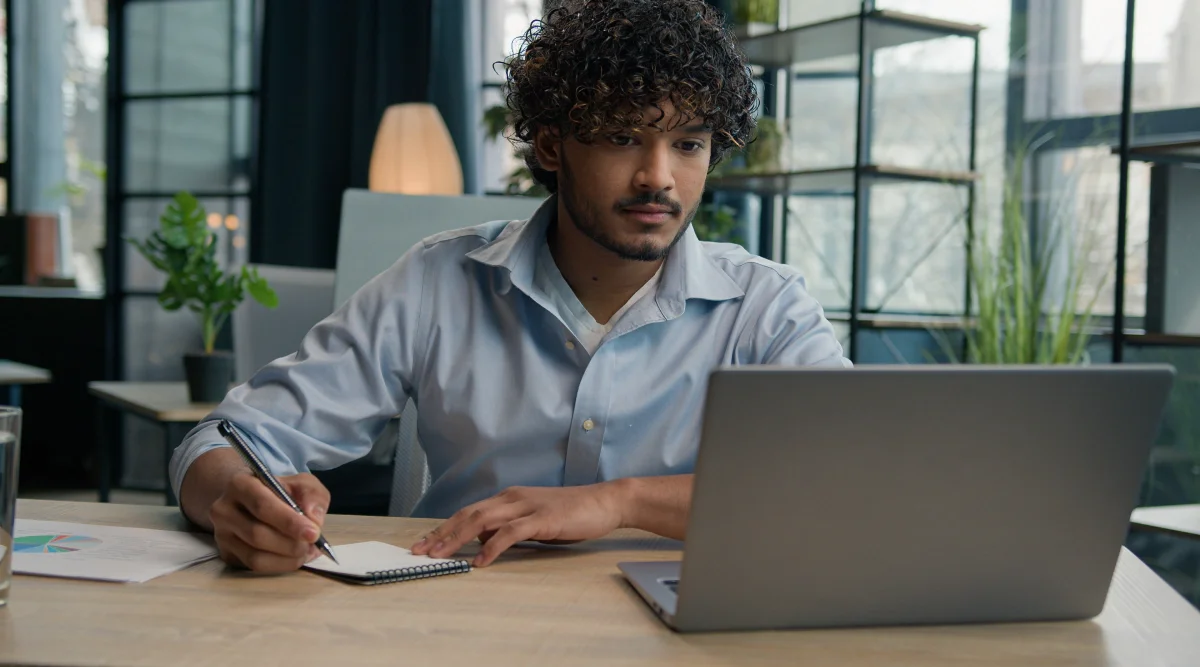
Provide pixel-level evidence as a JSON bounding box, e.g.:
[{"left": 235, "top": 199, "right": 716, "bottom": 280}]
[{"left": 619, "top": 365, "right": 1175, "bottom": 633}]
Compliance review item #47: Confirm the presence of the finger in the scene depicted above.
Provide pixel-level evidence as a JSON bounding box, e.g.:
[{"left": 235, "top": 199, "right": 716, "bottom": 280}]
[
  {"left": 224, "top": 503, "right": 311, "bottom": 559},
  {"left": 411, "top": 497, "right": 498, "bottom": 555},
  {"left": 284, "top": 474, "right": 331, "bottom": 527},
  {"left": 425, "top": 502, "right": 529, "bottom": 559},
  {"left": 210, "top": 500, "right": 251, "bottom": 567},
  {"left": 218, "top": 531, "right": 313, "bottom": 574},
  {"left": 412, "top": 496, "right": 513, "bottom": 556},
  {"left": 215, "top": 531, "right": 246, "bottom": 569},
  {"left": 474, "top": 517, "right": 541, "bottom": 567},
  {"left": 230, "top": 474, "right": 320, "bottom": 543}
]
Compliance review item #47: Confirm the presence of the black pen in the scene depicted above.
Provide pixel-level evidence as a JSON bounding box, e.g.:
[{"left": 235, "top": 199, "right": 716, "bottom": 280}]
[{"left": 216, "top": 419, "right": 339, "bottom": 564}]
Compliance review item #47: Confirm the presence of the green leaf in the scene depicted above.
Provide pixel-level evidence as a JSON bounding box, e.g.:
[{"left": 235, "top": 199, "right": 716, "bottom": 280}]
[
  {"left": 961, "top": 138, "right": 1101, "bottom": 366},
  {"left": 161, "top": 191, "right": 209, "bottom": 246},
  {"left": 482, "top": 104, "right": 511, "bottom": 141},
  {"left": 246, "top": 272, "right": 279, "bottom": 309},
  {"left": 157, "top": 288, "right": 185, "bottom": 311},
  {"left": 125, "top": 237, "right": 171, "bottom": 273},
  {"left": 123, "top": 190, "right": 270, "bottom": 321},
  {"left": 80, "top": 158, "right": 107, "bottom": 180}
]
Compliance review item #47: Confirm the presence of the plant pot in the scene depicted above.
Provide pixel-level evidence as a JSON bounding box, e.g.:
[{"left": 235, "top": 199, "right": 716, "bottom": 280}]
[
  {"left": 183, "top": 351, "right": 234, "bottom": 404},
  {"left": 24, "top": 212, "right": 60, "bottom": 286}
]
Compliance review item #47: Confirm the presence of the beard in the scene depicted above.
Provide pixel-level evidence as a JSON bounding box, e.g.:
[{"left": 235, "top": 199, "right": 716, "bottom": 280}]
[{"left": 558, "top": 155, "right": 699, "bottom": 262}]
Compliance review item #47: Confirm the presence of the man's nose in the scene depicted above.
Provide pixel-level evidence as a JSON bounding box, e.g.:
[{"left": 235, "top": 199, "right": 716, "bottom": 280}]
[{"left": 633, "top": 143, "right": 675, "bottom": 192}]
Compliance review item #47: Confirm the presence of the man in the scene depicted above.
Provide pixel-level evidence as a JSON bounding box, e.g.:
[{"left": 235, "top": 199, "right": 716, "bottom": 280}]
[{"left": 173, "top": 0, "right": 849, "bottom": 573}]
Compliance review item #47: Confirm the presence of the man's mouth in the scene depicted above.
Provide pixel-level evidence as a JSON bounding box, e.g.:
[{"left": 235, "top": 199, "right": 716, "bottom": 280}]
[{"left": 620, "top": 204, "right": 676, "bottom": 224}]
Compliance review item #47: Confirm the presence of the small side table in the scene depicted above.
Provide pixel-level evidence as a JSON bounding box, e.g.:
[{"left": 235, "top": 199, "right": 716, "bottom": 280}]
[
  {"left": 1132, "top": 504, "right": 1200, "bottom": 541},
  {"left": 0, "top": 360, "right": 51, "bottom": 407},
  {"left": 1130, "top": 504, "right": 1200, "bottom": 606},
  {"left": 89, "top": 381, "right": 217, "bottom": 506}
]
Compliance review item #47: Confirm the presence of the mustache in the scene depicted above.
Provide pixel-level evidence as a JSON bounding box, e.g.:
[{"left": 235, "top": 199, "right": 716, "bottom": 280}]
[{"left": 613, "top": 191, "right": 683, "bottom": 216}]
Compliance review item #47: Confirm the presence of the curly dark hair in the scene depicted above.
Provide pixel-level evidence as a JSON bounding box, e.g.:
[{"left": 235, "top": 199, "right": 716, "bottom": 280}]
[{"left": 504, "top": 0, "right": 759, "bottom": 194}]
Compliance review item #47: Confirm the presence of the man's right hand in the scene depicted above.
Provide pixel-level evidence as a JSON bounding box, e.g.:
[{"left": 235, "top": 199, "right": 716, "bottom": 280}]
[{"left": 208, "top": 472, "right": 331, "bottom": 573}]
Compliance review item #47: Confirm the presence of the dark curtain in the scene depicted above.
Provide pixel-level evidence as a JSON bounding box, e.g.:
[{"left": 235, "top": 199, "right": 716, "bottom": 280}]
[
  {"left": 254, "top": 0, "right": 434, "bottom": 269},
  {"left": 429, "top": 0, "right": 481, "bottom": 195}
]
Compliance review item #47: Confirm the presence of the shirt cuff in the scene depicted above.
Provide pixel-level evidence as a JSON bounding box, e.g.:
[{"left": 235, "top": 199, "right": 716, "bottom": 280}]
[{"left": 168, "top": 420, "right": 229, "bottom": 506}]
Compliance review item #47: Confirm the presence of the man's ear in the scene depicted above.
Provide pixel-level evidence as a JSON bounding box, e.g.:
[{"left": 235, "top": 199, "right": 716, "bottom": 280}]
[{"left": 533, "top": 127, "right": 563, "bottom": 173}]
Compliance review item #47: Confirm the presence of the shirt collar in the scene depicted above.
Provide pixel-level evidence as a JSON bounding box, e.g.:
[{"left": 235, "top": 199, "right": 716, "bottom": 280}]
[
  {"left": 464, "top": 195, "right": 555, "bottom": 297},
  {"left": 466, "top": 194, "right": 745, "bottom": 312}
]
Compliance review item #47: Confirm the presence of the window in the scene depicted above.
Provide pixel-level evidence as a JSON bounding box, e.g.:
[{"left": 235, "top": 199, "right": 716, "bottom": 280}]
[
  {"left": 1015, "top": 0, "right": 1200, "bottom": 333},
  {"left": 1024, "top": 0, "right": 1200, "bottom": 120},
  {"left": 781, "top": 0, "right": 1196, "bottom": 352},
  {"left": 774, "top": 1, "right": 1014, "bottom": 343},
  {"left": 0, "top": 0, "right": 107, "bottom": 293},
  {"left": 479, "top": 0, "right": 541, "bottom": 195},
  {"left": 111, "top": 0, "right": 259, "bottom": 488},
  {"left": 1031, "top": 146, "right": 1151, "bottom": 319},
  {"left": 1, "top": 0, "right": 10, "bottom": 217}
]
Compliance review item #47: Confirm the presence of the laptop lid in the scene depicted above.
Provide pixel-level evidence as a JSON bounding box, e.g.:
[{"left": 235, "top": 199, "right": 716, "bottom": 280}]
[{"left": 671, "top": 365, "right": 1174, "bottom": 632}]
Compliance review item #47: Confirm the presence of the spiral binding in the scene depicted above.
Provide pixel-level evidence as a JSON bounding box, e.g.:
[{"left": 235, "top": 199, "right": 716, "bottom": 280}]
[{"left": 367, "top": 559, "right": 472, "bottom": 585}]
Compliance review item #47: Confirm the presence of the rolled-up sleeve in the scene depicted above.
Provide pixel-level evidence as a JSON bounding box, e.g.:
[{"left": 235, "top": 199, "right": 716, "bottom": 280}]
[
  {"left": 743, "top": 273, "right": 852, "bottom": 368},
  {"left": 168, "top": 243, "right": 429, "bottom": 500}
]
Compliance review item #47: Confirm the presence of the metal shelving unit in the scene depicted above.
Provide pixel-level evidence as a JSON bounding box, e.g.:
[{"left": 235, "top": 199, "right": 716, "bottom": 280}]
[
  {"left": 708, "top": 164, "right": 979, "bottom": 196},
  {"left": 737, "top": 9, "right": 980, "bottom": 67},
  {"left": 712, "top": 3, "right": 983, "bottom": 361}
]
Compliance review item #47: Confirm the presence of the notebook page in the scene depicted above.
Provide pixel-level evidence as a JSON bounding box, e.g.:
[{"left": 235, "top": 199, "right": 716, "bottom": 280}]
[{"left": 303, "top": 541, "right": 464, "bottom": 578}]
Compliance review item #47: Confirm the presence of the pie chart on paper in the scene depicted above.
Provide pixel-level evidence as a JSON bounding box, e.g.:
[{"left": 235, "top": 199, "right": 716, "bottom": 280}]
[{"left": 14, "top": 534, "right": 103, "bottom": 554}]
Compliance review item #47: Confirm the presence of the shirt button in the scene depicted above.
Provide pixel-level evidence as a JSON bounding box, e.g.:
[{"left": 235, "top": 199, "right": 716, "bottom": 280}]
[
  {"left": 565, "top": 340, "right": 576, "bottom": 350},
  {"left": 582, "top": 419, "right": 595, "bottom": 432}
]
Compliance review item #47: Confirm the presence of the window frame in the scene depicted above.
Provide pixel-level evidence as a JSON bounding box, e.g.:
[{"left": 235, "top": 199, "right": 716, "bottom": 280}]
[
  {"left": 2, "top": 0, "right": 12, "bottom": 215},
  {"left": 1006, "top": 0, "right": 1200, "bottom": 361},
  {"left": 477, "top": 0, "right": 543, "bottom": 198},
  {"left": 104, "top": 0, "right": 264, "bottom": 382}
]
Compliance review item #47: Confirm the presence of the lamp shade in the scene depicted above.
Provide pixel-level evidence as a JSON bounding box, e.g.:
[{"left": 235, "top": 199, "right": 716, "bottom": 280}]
[{"left": 368, "top": 103, "right": 464, "bottom": 195}]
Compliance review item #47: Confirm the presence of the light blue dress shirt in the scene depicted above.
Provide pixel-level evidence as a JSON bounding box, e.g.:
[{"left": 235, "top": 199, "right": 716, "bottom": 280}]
[{"left": 170, "top": 196, "right": 850, "bottom": 518}]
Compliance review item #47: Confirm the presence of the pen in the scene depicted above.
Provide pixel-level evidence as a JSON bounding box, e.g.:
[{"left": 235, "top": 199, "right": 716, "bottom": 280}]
[{"left": 216, "top": 419, "right": 339, "bottom": 564}]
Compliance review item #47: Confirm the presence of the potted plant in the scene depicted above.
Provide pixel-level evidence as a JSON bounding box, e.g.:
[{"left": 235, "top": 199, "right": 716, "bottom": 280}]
[
  {"left": 693, "top": 202, "right": 746, "bottom": 246},
  {"left": 732, "top": 0, "right": 779, "bottom": 38},
  {"left": 935, "top": 147, "right": 1106, "bottom": 364},
  {"left": 710, "top": 115, "right": 785, "bottom": 180},
  {"left": 126, "top": 192, "right": 278, "bottom": 403},
  {"left": 743, "top": 116, "right": 784, "bottom": 174},
  {"left": 483, "top": 103, "right": 549, "bottom": 198}
]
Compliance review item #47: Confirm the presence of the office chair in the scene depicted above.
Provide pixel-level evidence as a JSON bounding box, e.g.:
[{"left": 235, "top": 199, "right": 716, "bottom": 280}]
[{"left": 335, "top": 190, "right": 541, "bottom": 516}]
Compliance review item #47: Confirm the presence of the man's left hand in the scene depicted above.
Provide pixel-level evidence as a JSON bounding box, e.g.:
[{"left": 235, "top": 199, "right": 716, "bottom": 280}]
[{"left": 410, "top": 482, "right": 628, "bottom": 567}]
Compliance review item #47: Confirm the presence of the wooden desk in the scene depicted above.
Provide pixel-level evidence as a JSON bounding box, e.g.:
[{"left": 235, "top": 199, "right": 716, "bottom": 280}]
[
  {"left": 0, "top": 360, "right": 51, "bottom": 407},
  {"left": 4, "top": 500, "right": 1200, "bottom": 667},
  {"left": 88, "top": 382, "right": 218, "bottom": 506},
  {"left": 1132, "top": 504, "right": 1200, "bottom": 540}
]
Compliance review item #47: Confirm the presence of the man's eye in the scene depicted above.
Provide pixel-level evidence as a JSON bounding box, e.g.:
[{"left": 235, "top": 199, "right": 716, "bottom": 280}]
[
  {"left": 679, "top": 141, "right": 705, "bottom": 153},
  {"left": 609, "top": 135, "right": 635, "bottom": 147}
]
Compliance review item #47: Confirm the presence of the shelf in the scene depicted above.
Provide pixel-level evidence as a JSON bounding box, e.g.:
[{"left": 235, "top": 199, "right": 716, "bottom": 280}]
[
  {"left": 824, "top": 314, "right": 1144, "bottom": 335},
  {"left": 1123, "top": 333, "right": 1200, "bottom": 347},
  {"left": 707, "top": 164, "right": 978, "bottom": 195},
  {"left": 740, "top": 10, "right": 983, "bottom": 69},
  {"left": 824, "top": 313, "right": 968, "bottom": 330},
  {"left": 1112, "top": 136, "right": 1200, "bottom": 166},
  {"left": 858, "top": 313, "right": 967, "bottom": 330},
  {"left": 0, "top": 285, "right": 104, "bottom": 300}
]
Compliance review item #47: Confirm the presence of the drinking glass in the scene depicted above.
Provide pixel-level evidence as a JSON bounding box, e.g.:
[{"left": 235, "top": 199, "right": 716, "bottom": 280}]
[{"left": 0, "top": 406, "right": 22, "bottom": 607}]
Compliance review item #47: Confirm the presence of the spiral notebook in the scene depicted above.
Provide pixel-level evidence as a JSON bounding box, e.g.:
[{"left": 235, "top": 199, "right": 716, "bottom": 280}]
[{"left": 302, "top": 541, "right": 471, "bottom": 585}]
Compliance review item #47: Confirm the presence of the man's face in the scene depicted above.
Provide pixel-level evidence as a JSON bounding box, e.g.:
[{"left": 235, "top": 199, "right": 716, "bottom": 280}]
[{"left": 538, "top": 103, "right": 712, "bottom": 262}]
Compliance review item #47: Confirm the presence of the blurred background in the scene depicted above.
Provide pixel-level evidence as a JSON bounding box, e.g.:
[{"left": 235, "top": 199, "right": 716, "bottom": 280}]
[{"left": 0, "top": 0, "right": 1196, "bottom": 607}]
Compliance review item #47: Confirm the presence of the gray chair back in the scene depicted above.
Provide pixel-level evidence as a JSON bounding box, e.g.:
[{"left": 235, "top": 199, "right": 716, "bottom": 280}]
[
  {"left": 335, "top": 190, "right": 542, "bottom": 516},
  {"left": 232, "top": 265, "right": 336, "bottom": 383}
]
